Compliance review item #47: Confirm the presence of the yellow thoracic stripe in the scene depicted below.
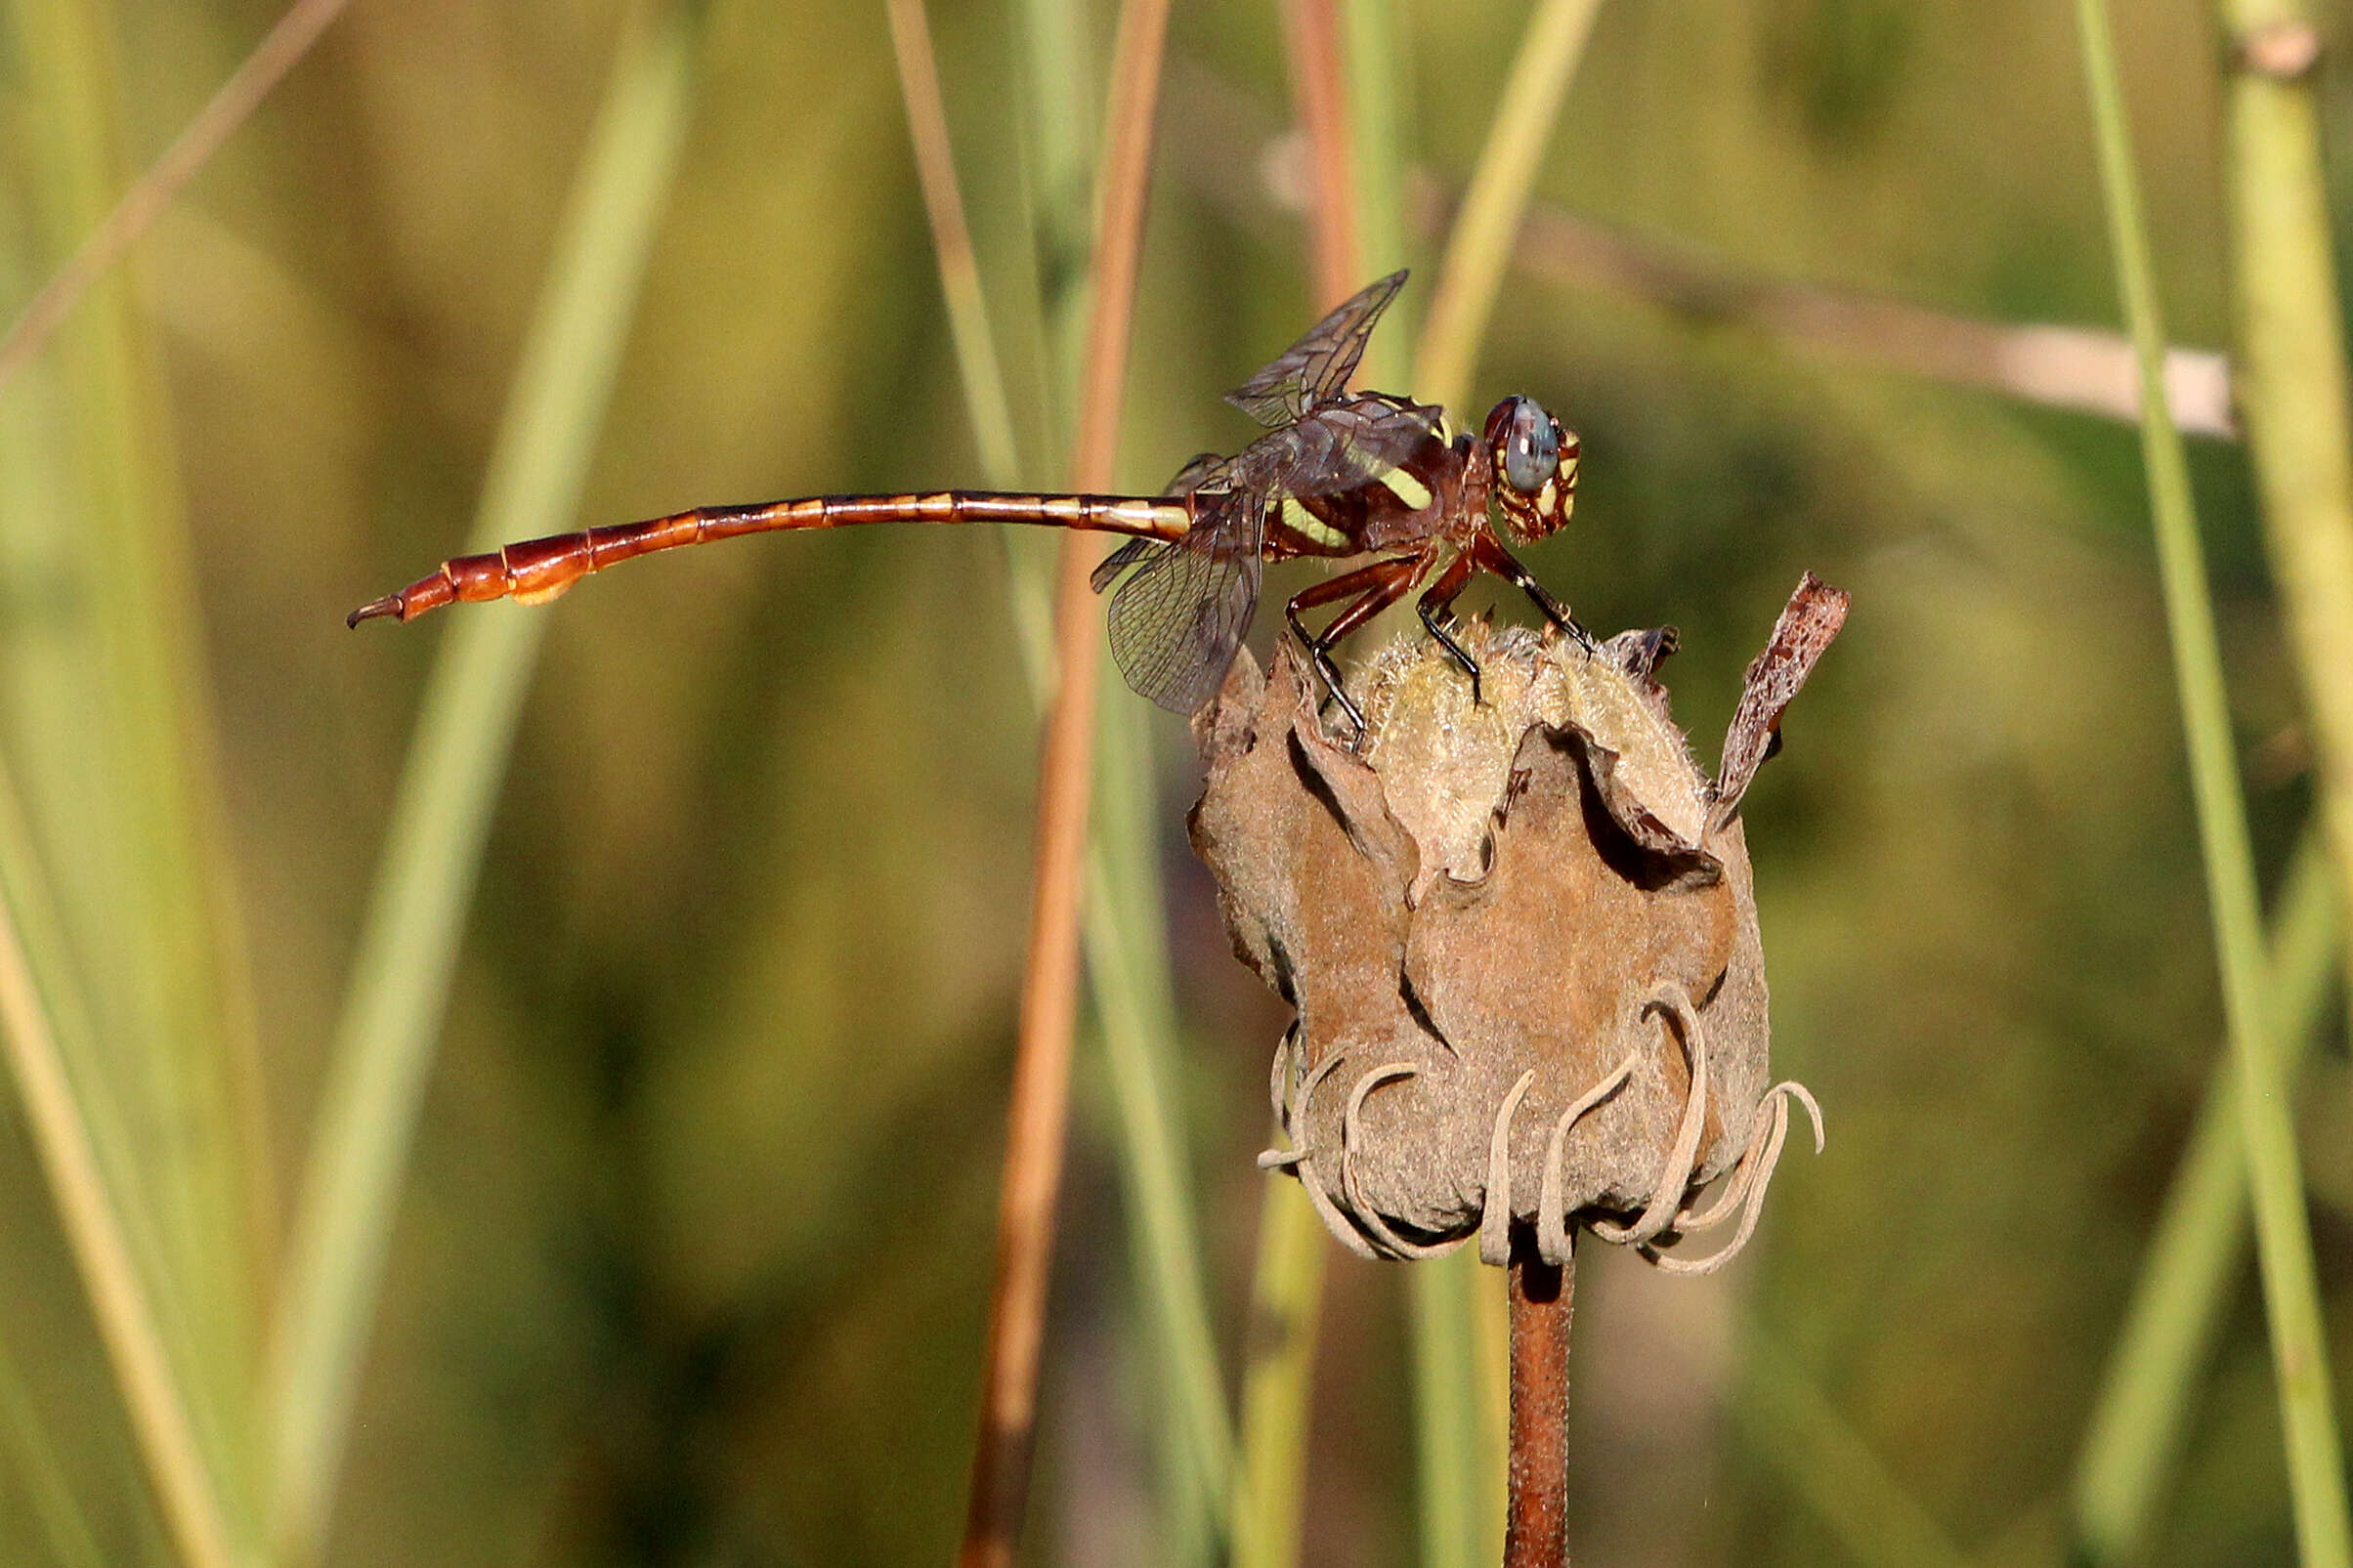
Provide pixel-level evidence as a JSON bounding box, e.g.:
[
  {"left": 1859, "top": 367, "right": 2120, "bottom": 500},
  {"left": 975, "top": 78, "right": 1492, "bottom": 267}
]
[
  {"left": 1280, "top": 495, "right": 1348, "bottom": 548},
  {"left": 1379, "top": 466, "right": 1433, "bottom": 510}
]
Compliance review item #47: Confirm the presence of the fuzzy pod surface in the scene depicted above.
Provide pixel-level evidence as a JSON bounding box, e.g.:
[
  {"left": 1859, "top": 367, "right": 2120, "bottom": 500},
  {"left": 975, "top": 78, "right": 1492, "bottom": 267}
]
[{"left": 1193, "top": 576, "right": 1847, "bottom": 1271}]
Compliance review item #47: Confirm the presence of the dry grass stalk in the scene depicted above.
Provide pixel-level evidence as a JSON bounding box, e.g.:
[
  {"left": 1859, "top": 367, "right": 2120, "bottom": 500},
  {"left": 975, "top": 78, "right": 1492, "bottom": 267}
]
[
  {"left": 955, "top": 0, "right": 1173, "bottom": 1561},
  {"left": 0, "top": 0, "right": 351, "bottom": 391}
]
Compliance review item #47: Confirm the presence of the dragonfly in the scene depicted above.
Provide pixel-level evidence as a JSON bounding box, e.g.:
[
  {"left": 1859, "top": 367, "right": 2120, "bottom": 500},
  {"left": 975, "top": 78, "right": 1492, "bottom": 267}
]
[{"left": 349, "top": 271, "right": 1594, "bottom": 738}]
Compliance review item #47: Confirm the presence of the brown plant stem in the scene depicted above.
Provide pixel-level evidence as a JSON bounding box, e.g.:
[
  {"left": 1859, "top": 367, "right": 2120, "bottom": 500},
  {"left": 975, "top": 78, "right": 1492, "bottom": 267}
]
[
  {"left": 954, "top": 1, "right": 1170, "bottom": 1563},
  {"left": 1280, "top": 0, "right": 1354, "bottom": 308},
  {"left": 1506, "top": 1230, "right": 1575, "bottom": 1568}
]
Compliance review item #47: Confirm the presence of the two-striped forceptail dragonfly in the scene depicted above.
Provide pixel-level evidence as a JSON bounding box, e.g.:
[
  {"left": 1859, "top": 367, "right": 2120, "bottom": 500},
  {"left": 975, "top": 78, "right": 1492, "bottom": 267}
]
[{"left": 350, "top": 272, "right": 1593, "bottom": 737}]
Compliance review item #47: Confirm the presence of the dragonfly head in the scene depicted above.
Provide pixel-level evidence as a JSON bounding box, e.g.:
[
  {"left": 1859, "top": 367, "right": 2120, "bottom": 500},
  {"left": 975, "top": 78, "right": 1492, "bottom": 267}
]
[{"left": 1484, "top": 396, "right": 1579, "bottom": 541}]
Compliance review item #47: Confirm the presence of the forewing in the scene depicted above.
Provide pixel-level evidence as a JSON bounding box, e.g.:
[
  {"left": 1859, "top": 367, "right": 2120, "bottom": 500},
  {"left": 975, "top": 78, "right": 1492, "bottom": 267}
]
[
  {"left": 1230, "top": 396, "right": 1442, "bottom": 500},
  {"left": 1224, "top": 271, "right": 1407, "bottom": 426},
  {"left": 1099, "top": 491, "right": 1264, "bottom": 713}
]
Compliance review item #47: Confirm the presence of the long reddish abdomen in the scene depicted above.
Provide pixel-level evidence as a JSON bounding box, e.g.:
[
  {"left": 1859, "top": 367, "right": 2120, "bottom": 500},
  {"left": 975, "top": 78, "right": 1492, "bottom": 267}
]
[{"left": 348, "top": 491, "right": 1191, "bottom": 626}]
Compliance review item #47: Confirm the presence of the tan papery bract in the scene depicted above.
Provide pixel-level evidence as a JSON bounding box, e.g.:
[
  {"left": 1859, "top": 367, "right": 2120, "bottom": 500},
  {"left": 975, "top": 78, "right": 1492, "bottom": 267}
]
[{"left": 1201, "top": 575, "right": 1845, "bottom": 1270}]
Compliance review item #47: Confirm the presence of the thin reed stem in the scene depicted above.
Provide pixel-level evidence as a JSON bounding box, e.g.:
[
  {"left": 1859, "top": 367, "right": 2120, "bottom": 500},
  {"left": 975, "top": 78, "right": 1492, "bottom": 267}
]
[
  {"left": 1281, "top": 0, "right": 1355, "bottom": 308},
  {"left": 883, "top": 0, "right": 1022, "bottom": 489},
  {"left": 1415, "top": 0, "right": 1604, "bottom": 412},
  {"left": 0, "top": 0, "right": 349, "bottom": 393},
  {"left": 1163, "top": 80, "right": 2242, "bottom": 438},
  {"left": 2211, "top": 0, "right": 2353, "bottom": 1087},
  {"left": 954, "top": 2, "right": 1171, "bottom": 1562},
  {"left": 0, "top": 760, "right": 236, "bottom": 1568},
  {"left": 1339, "top": 0, "right": 1408, "bottom": 376},
  {"left": 2073, "top": 2, "right": 2352, "bottom": 1563},
  {"left": 1085, "top": 741, "right": 1235, "bottom": 1534},
  {"left": 1735, "top": 1330, "right": 1970, "bottom": 1568},
  {"left": 265, "top": 8, "right": 700, "bottom": 1559},
  {"left": 2073, "top": 832, "right": 2344, "bottom": 1562}
]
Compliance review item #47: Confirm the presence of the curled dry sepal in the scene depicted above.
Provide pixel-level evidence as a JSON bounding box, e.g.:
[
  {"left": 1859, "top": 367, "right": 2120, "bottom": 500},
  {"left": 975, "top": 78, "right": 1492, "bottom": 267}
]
[{"left": 1192, "top": 574, "right": 1849, "bottom": 1272}]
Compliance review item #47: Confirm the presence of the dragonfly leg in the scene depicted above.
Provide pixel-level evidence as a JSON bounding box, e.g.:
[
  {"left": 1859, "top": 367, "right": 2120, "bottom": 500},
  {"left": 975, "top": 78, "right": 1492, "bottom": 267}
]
[
  {"left": 1415, "top": 549, "right": 1482, "bottom": 704},
  {"left": 1286, "top": 553, "right": 1432, "bottom": 745},
  {"left": 1474, "top": 533, "right": 1599, "bottom": 655}
]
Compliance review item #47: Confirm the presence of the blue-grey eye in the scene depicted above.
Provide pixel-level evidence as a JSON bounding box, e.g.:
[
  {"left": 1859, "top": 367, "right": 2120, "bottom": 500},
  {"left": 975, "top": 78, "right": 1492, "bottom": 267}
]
[{"left": 1501, "top": 398, "right": 1558, "bottom": 495}]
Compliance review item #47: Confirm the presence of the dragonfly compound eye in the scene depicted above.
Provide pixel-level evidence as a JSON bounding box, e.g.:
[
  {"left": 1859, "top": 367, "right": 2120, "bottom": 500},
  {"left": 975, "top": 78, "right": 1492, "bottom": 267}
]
[{"left": 1501, "top": 398, "right": 1559, "bottom": 495}]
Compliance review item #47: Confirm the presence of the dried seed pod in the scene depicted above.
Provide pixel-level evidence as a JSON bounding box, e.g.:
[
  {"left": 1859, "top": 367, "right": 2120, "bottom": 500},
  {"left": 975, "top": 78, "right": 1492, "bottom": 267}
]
[{"left": 1193, "top": 575, "right": 1847, "bottom": 1270}]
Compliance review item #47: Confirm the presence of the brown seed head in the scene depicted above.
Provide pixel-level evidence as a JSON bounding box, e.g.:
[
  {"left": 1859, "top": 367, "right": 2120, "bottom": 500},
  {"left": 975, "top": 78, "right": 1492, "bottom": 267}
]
[{"left": 1191, "top": 576, "right": 1846, "bottom": 1271}]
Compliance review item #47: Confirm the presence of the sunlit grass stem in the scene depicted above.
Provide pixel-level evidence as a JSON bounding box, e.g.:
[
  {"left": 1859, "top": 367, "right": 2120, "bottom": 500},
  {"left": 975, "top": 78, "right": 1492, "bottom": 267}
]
[
  {"left": 2210, "top": 0, "right": 2353, "bottom": 1024},
  {"left": 8, "top": 0, "right": 267, "bottom": 1546},
  {"left": 2073, "top": 832, "right": 2343, "bottom": 1562},
  {"left": 883, "top": 0, "right": 1020, "bottom": 491},
  {"left": 0, "top": 0, "right": 351, "bottom": 394},
  {"left": 2073, "top": 0, "right": 2352, "bottom": 1562},
  {"left": 0, "top": 758, "right": 240, "bottom": 1568},
  {"left": 1736, "top": 1331, "right": 1970, "bottom": 1568},
  {"left": 265, "top": 8, "right": 700, "bottom": 1558},
  {"left": 1414, "top": 0, "right": 1604, "bottom": 414}
]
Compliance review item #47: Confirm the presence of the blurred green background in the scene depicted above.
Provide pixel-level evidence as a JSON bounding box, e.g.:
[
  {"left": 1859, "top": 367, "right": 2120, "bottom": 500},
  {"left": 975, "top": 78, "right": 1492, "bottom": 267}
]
[{"left": 1, "top": 0, "right": 2348, "bottom": 1563}]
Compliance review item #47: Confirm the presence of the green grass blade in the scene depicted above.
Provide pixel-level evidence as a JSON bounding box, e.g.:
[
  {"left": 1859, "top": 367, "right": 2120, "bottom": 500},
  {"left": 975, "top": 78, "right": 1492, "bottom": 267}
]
[
  {"left": 5, "top": 0, "right": 267, "bottom": 1546},
  {"left": 264, "top": 8, "right": 701, "bottom": 1559},
  {"left": 1412, "top": 0, "right": 1604, "bottom": 414},
  {"left": 1409, "top": 1259, "right": 1485, "bottom": 1568},
  {"left": 2073, "top": 832, "right": 2344, "bottom": 1562},
  {"left": 883, "top": 0, "right": 1021, "bottom": 492},
  {"left": 971, "top": 0, "right": 1235, "bottom": 1552},
  {"left": 1087, "top": 682, "right": 1235, "bottom": 1511},
  {"left": 1222, "top": 6, "right": 1370, "bottom": 1554},
  {"left": 1230, "top": 1177, "right": 1325, "bottom": 1568},
  {"left": 1001, "top": 0, "right": 1092, "bottom": 693},
  {"left": 2073, "top": 1, "right": 2353, "bottom": 1561},
  {"left": 1337, "top": 8, "right": 1498, "bottom": 1560},
  {"left": 0, "top": 1332, "right": 107, "bottom": 1568},
  {"left": 2210, "top": 0, "right": 2353, "bottom": 1037},
  {"left": 1341, "top": 0, "right": 1409, "bottom": 364},
  {"left": 1736, "top": 1330, "right": 1971, "bottom": 1568},
  {"left": 0, "top": 757, "right": 239, "bottom": 1568}
]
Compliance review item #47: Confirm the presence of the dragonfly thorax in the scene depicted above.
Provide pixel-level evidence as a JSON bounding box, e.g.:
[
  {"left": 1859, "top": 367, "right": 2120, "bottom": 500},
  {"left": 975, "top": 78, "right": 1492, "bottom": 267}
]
[{"left": 1485, "top": 396, "right": 1579, "bottom": 542}]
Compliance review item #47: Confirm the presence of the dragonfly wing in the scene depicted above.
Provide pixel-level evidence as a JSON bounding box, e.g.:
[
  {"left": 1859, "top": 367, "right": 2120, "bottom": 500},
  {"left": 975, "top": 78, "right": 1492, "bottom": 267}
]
[
  {"left": 1089, "top": 453, "right": 1233, "bottom": 594},
  {"left": 1091, "top": 534, "right": 1163, "bottom": 593},
  {"left": 1098, "top": 491, "right": 1264, "bottom": 714},
  {"left": 1163, "top": 450, "right": 1227, "bottom": 495},
  {"left": 1233, "top": 396, "right": 1444, "bottom": 499},
  {"left": 1223, "top": 271, "right": 1407, "bottom": 426}
]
